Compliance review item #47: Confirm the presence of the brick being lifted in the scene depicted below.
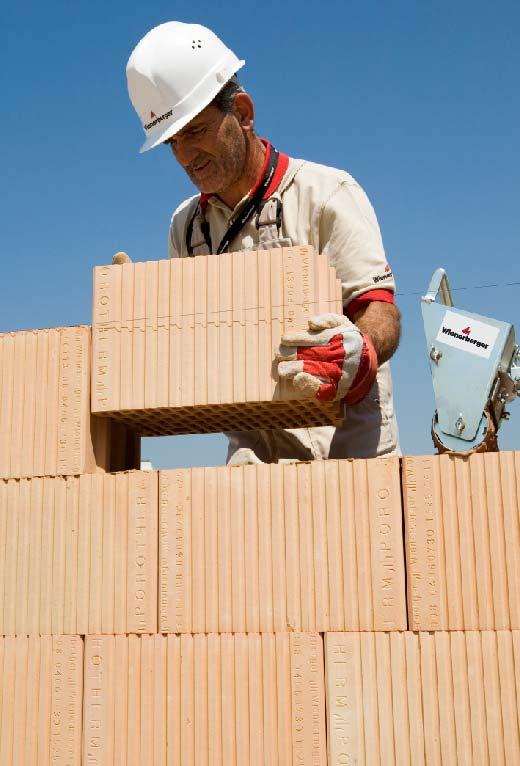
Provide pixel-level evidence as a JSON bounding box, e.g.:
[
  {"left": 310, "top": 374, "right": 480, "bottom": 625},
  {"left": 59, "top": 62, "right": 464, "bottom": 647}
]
[
  {"left": 91, "top": 246, "right": 344, "bottom": 434},
  {"left": 0, "top": 326, "right": 139, "bottom": 479}
]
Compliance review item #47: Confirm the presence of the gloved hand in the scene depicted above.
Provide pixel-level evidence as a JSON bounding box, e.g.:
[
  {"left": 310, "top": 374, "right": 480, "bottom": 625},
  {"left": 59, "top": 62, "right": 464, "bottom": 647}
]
[{"left": 276, "top": 313, "right": 378, "bottom": 404}]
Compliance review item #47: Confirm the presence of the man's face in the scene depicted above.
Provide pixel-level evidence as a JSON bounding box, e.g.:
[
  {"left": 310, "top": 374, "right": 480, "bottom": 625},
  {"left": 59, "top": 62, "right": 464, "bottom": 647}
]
[{"left": 165, "top": 103, "right": 247, "bottom": 195}]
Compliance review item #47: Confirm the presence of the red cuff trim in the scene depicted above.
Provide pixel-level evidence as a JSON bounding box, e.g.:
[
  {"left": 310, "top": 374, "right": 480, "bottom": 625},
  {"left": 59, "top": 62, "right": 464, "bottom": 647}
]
[
  {"left": 345, "top": 289, "right": 394, "bottom": 320},
  {"left": 343, "top": 334, "right": 378, "bottom": 405}
]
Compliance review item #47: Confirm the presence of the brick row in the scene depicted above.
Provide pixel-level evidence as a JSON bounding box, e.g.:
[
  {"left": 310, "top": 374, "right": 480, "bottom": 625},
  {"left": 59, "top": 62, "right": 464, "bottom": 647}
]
[
  {"left": 0, "top": 458, "right": 406, "bottom": 636},
  {"left": 3, "top": 631, "right": 519, "bottom": 764},
  {"left": 326, "top": 631, "right": 520, "bottom": 765},
  {"left": 2, "top": 451, "right": 520, "bottom": 636},
  {"left": 91, "top": 247, "right": 343, "bottom": 434}
]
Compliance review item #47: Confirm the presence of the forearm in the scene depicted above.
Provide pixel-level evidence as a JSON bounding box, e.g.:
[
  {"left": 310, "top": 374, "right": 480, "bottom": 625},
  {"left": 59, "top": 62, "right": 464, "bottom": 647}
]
[{"left": 353, "top": 301, "right": 401, "bottom": 365}]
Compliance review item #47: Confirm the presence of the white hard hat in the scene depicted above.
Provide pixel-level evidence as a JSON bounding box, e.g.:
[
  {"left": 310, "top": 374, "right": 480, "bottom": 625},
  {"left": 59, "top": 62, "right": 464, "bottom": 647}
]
[{"left": 126, "top": 22, "right": 245, "bottom": 153}]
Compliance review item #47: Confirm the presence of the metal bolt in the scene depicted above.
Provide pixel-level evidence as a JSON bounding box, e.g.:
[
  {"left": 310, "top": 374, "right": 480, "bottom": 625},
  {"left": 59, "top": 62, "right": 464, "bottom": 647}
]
[
  {"left": 455, "top": 415, "right": 465, "bottom": 434},
  {"left": 430, "top": 345, "right": 442, "bottom": 363}
]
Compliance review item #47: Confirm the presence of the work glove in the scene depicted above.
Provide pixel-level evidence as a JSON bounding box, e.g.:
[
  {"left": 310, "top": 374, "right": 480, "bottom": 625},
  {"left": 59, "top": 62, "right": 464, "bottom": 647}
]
[{"left": 276, "top": 313, "right": 378, "bottom": 404}]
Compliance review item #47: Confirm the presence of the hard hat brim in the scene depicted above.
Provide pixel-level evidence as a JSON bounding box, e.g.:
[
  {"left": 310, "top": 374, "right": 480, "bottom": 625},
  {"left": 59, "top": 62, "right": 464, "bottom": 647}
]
[{"left": 138, "top": 59, "right": 245, "bottom": 154}]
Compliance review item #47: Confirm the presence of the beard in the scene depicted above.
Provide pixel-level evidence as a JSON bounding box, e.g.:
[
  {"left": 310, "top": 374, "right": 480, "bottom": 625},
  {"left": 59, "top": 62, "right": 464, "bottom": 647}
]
[{"left": 185, "top": 116, "right": 248, "bottom": 195}]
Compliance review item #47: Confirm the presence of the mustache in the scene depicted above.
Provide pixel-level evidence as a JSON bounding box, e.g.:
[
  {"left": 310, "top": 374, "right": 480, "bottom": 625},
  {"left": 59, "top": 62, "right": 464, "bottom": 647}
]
[{"left": 186, "top": 154, "right": 212, "bottom": 173}]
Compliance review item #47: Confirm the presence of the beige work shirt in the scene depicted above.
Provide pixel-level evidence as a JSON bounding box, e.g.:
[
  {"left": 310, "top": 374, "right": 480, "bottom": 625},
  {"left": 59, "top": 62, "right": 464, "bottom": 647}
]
[{"left": 168, "top": 156, "right": 400, "bottom": 461}]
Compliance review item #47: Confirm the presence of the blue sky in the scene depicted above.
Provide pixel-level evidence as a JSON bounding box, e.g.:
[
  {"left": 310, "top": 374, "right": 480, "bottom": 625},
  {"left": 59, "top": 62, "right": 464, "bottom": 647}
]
[{"left": 2, "top": 0, "right": 519, "bottom": 467}]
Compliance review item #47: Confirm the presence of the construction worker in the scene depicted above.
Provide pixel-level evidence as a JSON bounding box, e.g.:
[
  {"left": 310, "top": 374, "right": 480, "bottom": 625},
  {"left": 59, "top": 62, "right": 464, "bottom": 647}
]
[{"left": 126, "top": 21, "right": 401, "bottom": 463}]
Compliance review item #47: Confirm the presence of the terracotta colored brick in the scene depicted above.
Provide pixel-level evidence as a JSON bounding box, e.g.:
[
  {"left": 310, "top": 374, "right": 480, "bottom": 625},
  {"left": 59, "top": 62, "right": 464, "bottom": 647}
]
[
  {"left": 206, "top": 254, "right": 220, "bottom": 407},
  {"left": 403, "top": 451, "right": 520, "bottom": 630},
  {"left": 159, "top": 458, "right": 406, "bottom": 633},
  {"left": 0, "top": 471, "right": 158, "bottom": 636},
  {"left": 92, "top": 264, "right": 122, "bottom": 412},
  {"left": 0, "top": 636, "right": 82, "bottom": 765},
  {"left": 156, "top": 259, "right": 171, "bottom": 408},
  {"left": 91, "top": 247, "right": 343, "bottom": 435},
  {"left": 82, "top": 633, "right": 325, "bottom": 765},
  {"left": 325, "top": 631, "right": 520, "bottom": 765},
  {"left": 144, "top": 260, "right": 159, "bottom": 410},
  {"left": 0, "top": 326, "right": 138, "bottom": 479},
  {"left": 290, "top": 632, "right": 327, "bottom": 765}
]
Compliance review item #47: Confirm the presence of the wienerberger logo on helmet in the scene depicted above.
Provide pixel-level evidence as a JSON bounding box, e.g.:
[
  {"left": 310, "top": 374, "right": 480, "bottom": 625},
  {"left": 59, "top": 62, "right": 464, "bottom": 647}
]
[
  {"left": 373, "top": 264, "right": 393, "bottom": 283},
  {"left": 144, "top": 109, "right": 173, "bottom": 131}
]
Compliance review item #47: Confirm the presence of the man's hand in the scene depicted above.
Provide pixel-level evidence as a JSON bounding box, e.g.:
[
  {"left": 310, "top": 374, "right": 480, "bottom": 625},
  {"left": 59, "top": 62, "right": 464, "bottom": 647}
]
[
  {"left": 112, "top": 251, "right": 132, "bottom": 265},
  {"left": 276, "top": 313, "right": 378, "bottom": 404},
  {"left": 352, "top": 301, "right": 401, "bottom": 365}
]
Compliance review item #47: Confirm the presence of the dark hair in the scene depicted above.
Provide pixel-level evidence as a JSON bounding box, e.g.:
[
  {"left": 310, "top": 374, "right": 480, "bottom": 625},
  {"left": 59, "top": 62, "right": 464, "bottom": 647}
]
[{"left": 211, "top": 75, "right": 244, "bottom": 113}]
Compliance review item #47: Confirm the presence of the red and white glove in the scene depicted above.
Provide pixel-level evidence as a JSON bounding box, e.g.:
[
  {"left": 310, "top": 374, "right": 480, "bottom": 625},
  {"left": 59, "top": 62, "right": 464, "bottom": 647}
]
[{"left": 276, "top": 313, "right": 378, "bottom": 404}]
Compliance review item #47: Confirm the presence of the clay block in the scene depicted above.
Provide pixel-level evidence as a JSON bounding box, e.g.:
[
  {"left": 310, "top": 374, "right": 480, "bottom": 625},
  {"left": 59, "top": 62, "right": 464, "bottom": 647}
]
[
  {"left": 83, "top": 632, "right": 325, "bottom": 765},
  {"left": 91, "top": 247, "right": 343, "bottom": 435},
  {"left": 144, "top": 260, "right": 159, "bottom": 410},
  {"left": 0, "top": 326, "right": 139, "bottom": 479},
  {"left": 290, "top": 632, "right": 327, "bottom": 765},
  {"left": 325, "top": 631, "right": 520, "bottom": 765},
  {"left": 92, "top": 264, "right": 122, "bottom": 412},
  {"left": 0, "top": 635, "right": 83, "bottom": 765},
  {"left": 403, "top": 451, "right": 520, "bottom": 630},
  {"left": 0, "top": 471, "right": 158, "bottom": 635},
  {"left": 159, "top": 457, "right": 406, "bottom": 633}
]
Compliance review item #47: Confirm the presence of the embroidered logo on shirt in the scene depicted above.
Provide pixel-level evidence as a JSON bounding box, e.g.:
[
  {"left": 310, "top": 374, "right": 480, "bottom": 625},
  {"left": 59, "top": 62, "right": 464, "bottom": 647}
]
[{"left": 373, "top": 264, "right": 393, "bottom": 283}]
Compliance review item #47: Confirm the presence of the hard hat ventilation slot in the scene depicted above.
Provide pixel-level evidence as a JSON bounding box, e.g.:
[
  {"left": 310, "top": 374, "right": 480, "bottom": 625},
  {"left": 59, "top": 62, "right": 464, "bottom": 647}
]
[{"left": 192, "top": 39, "right": 203, "bottom": 49}]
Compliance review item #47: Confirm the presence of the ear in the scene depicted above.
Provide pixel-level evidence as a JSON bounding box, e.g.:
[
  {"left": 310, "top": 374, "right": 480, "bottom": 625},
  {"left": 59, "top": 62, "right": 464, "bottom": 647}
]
[{"left": 232, "top": 92, "right": 255, "bottom": 132}]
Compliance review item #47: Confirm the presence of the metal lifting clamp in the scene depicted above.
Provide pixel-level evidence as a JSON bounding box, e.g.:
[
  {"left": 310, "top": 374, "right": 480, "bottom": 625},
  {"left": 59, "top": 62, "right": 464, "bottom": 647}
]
[{"left": 422, "top": 268, "right": 520, "bottom": 454}]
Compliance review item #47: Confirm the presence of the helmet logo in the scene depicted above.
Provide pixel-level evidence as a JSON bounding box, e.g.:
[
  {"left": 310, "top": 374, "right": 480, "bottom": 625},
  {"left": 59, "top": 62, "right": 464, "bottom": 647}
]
[{"left": 144, "top": 109, "right": 173, "bottom": 131}]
